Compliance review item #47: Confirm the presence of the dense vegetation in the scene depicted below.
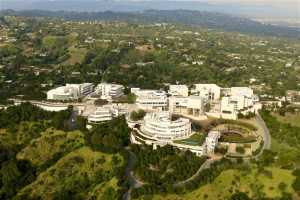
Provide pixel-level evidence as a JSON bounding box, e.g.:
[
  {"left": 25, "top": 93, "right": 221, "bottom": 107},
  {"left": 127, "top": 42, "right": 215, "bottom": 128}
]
[
  {"left": 131, "top": 156, "right": 235, "bottom": 198},
  {"left": 0, "top": 103, "right": 129, "bottom": 199},
  {"left": 132, "top": 145, "right": 206, "bottom": 185},
  {"left": 0, "top": 102, "right": 72, "bottom": 131},
  {"left": 86, "top": 116, "right": 131, "bottom": 153}
]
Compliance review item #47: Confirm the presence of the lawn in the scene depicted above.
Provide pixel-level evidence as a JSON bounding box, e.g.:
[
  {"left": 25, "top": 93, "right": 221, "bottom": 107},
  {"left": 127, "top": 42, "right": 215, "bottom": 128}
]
[
  {"left": 147, "top": 167, "right": 296, "bottom": 200},
  {"left": 220, "top": 133, "right": 257, "bottom": 143},
  {"left": 273, "top": 113, "right": 300, "bottom": 127},
  {"left": 174, "top": 132, "right": 206, "bottom": 146}
]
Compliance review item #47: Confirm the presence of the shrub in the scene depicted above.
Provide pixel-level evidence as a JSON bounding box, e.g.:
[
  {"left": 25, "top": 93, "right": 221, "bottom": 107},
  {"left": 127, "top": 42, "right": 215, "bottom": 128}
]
[
  {"left": 236, "top": 146, "right": 245, "bottom": 154},
  {"left": 292, "top": 177, "right": 300, "bottom": 194},
  {"left": 130, "top": 110, "right": 146, "bottom": 121}
]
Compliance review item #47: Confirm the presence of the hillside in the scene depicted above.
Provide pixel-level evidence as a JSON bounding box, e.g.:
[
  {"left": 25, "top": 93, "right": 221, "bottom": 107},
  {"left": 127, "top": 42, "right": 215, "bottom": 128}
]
[
  {"left": 15, "top": 147, "right": 123, "bottom": 199},
  {"left": 0, "top": 103, "right": 129, "bottom": 200},
  {"left": 16, "top": 129, "right": 85, "bottom": 167}
]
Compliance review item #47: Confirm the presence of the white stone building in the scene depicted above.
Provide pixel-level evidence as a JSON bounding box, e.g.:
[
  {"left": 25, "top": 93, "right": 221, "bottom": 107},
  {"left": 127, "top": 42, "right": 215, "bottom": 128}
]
[
  {"left": 220, "top": 87, "right": 260, "bottom": 120},
  {"left": 130, "top": 111, "right": 221, "bottom": 157},
  {"left": 88, "top": 107, "right": 113, "bottom": 124},
  {"left": 135, "top": 90, "right": 168, "bottom": 111},
  {"left": 205, "top": 131, "right": 221, "bottom": 154},
  {"left": 87, "top": 105, "right": 127, "bottom": 124},
  {"left": 168, "top": 84, "right": 189, "bottom": 97},
  {"left": 139, "top": 111, "right": 192, "bottom": 141},
  {"left": 192, "top": 84, "right": 221, "bottom": 102},
  {"left": 169, "top": 96, "right": 205, "bottom": 117},
  {"left": 230, "top": 87, "right": 254, "bottom": 98},
  {"left": 47, "top": 83, "right": 94, "bottom": 101},
  {"left": 95, "top": 83, "right": 124, "bottom": 100}
]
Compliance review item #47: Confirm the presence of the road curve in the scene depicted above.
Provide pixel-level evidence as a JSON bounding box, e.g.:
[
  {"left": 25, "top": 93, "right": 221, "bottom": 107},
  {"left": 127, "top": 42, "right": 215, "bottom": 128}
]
[
  {"left": 255, "top": 113, "right": 271, "bottom": 150},
  {"left": 123, "top": 149, "right": 143, "bottom": 200}
]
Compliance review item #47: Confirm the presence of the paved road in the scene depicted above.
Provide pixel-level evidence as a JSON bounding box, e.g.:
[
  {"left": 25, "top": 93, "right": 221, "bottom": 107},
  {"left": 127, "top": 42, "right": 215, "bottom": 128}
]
[
  {"left": 123, "top": 149, "right": 143, "bottom": 200},
  {"left": 255, "top": 113, "right": 271, "bottom": 152}
]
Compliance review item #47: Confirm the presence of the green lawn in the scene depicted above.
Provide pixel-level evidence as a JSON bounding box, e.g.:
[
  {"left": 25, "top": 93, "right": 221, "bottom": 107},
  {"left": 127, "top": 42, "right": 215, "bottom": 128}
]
[
  {"left": 174, "top": 132, "right": 206, "bottom": 146},
  {"left": 220, "top": 133, "right": 257, "bottom": 143},
  {"left": 147, "top": 167, "right": 296, "bottom": 200}
]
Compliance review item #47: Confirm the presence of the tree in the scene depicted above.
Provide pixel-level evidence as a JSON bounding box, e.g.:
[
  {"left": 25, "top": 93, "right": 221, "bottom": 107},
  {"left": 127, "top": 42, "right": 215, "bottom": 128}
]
[
  {"left": 292, "top": 177, "right": 300, "bottom": 194},
  {"left": 231, "top": 192, "right": 251, "bottom": 200},
  {"left": 130, "top": 110, "right": 146, "bottom": 121},
  {"left": 236, "top": 146, "right": 245, "bottom": 154},
  {"left": 259, "top": 150, "right": 276, "bottom": 166}
]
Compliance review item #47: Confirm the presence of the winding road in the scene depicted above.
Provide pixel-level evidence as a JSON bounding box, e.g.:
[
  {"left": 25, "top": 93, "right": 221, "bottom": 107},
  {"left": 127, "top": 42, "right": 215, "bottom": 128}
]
[
  {"left": 173, "top": 158, "right": 216, "bottom": 187},
  {"left": 123, "top": 149, "right": 144, "bottom": 200},
  {"left": 255, "top": 113, "right": 271, "bottom": 154}
]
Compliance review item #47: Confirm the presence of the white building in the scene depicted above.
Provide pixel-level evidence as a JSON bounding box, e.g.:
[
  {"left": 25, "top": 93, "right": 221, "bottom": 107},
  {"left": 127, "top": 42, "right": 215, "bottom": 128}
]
[
  {"left": 169, "top": 96, "right": 205, "bottom": 117},
  {"left": 230, "top": 87, "right": 254, "bottom": 98},
  {"left": 87, "top": 104, "right": 127, "bottom": 124},
  {"left": 95, "top": 83, "right": 124, "bottom": 100},
  {"left": 168, "top": 84, "right": 189, "bottom": 97},
  {"left": 88, "top": 107, "right": 112, "bottom": 124},
  {"left": 47, "top": 83, "right": 94, "bottom": 101},
  {"left": 140, "top": 111, "right": 192, "bottom": 141},
  {"left": 205, "top": 130, "right": 221, "bottom": 154},
  {"left": 220, "top": 87, "right": 259, "bottom": 120},
  {"left": 80, "top": 83, "right": 94, "bottom": 96},
  {"left": 130, "top": 111, "right": 221, "bottom": 157},
  {"left": 135, "top": 90, "right": 168, "bottom": 111},
  {"left": 192, "top": 84, "right": 221, "bottom": 102}
]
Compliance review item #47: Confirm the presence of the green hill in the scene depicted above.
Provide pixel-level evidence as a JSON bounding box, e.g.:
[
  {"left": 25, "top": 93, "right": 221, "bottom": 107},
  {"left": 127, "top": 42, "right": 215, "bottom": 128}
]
[
  {"left": 16, "top": 129, "right": 85, "bottom": 167},
  {"left": 15, "top": 147, "right": 123, "bottom": 200}
]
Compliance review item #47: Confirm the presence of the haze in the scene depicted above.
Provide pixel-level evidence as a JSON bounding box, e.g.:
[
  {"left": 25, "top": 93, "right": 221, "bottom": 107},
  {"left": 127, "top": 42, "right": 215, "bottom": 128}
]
[{"left": 1, "top": 0, "right": 299, "bottom": 22}]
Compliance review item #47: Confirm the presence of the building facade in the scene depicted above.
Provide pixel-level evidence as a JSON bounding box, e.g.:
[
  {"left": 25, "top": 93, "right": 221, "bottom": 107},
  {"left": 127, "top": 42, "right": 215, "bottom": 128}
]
[
  {"left": 88, "top": 107, "right": 112, "bottom": 124},
  {"left": 168, "top": 84, "right": 189, "bottom": 97},
  {"left": 169, "top": 96, "right": 205, "bottom": 117},
  {"left": 135, "top": 90, "right": 168, "bottom": 111},
  {"left": 87, "top": 104, "right": 128, "bottom": 124},
  {"left": 47, "top": 83, "right": 94, "bottom": 101},
  {"left": 96, "top": 83, "right": 124, "bottom": 100},
  {"left": 141, "top": 111, "right": 192, "bottom": 141},
  {"left": 192, "top": 84, "right": 221, "bottom": 102}
]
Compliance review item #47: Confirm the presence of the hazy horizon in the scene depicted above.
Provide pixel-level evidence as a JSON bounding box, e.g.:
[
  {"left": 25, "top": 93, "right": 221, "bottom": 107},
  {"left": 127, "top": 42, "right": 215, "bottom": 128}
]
[{"left": 1, "top": 0, "right": 299, "bottom": 21}]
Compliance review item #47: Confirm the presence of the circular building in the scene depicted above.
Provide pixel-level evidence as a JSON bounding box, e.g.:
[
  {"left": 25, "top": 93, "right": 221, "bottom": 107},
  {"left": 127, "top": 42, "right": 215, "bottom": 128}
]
[{"left": 141, "top": 111, "right": 192, "bottom": 141}]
